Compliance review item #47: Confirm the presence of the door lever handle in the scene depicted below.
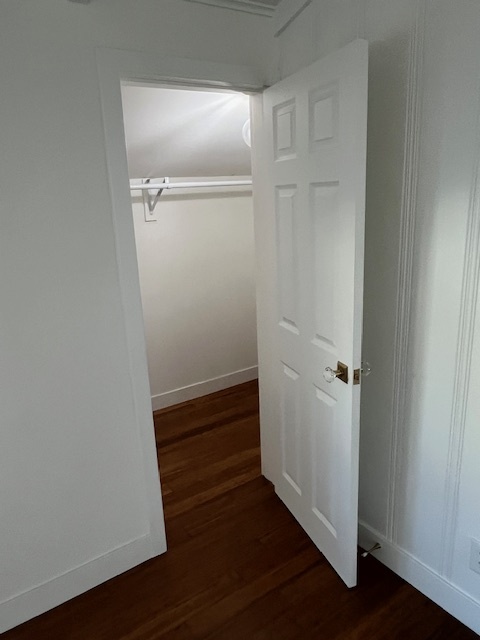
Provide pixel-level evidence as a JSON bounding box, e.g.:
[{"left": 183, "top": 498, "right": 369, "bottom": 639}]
[{"left": 323, "top": 361, "right": 349, "bottom": 384}]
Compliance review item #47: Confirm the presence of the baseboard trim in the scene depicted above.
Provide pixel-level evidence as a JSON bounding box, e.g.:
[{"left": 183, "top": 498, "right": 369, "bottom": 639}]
[
  {"left": 358, "top": 521, "right": 480, "bottom": 635},
  {"left": 0, "top": 534, "right": 158, "bottom": 634},
  {"left": 151, "top": 366, "right": 258, "bottom": 411}
]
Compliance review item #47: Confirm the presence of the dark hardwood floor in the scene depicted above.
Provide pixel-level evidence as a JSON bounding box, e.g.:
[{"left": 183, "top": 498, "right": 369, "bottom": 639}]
[{"left": 4, "top": 381, "right": 477, "bottom": 639}]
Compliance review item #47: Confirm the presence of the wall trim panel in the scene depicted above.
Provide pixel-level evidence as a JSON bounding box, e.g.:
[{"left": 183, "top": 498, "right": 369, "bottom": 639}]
[
  {"left": 0, "top": 536, "right": 152, "bottom": 634},
  {"left": 151, "top": 366, "right": 258, "bottom": 411},
  {"left": 388, "top": 0, "right": 426, "bottom": 543},
  {"left": 359, "top": 522, "right": 480, "bottom": 636},
  {"left": 440, "top": 83, "right": 480, "bottom": 578}
]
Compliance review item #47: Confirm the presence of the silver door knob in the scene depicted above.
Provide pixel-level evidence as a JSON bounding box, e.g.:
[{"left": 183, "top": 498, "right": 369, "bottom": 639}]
[
  {"left": 362, "top": 361, "right": 372, "bottom": 377},
  {"left": 354, "top": 361, "right": 372, "bottom": 385},
  {"left": 323, "top": 367, "right": 340, "bottom": 383},
  {"left": 323, "top": 361, "right": 348, "bottom": 384}
]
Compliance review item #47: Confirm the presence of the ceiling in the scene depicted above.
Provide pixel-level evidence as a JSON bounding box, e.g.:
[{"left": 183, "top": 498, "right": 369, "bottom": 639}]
[
  {"left": 184, "top": 0, "right": 281, "bottom": 17},
  {"left": 121, "top": 85, "right": 252, "bottom": 179}
]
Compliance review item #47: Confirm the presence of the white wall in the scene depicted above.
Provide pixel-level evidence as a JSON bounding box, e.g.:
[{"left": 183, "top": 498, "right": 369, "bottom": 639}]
[
  {"left": 270, "top": 0, "right": 480, "bottom": 632},
  {"left": 4, "top": 0, "right": 480, "bottom": 633},
  {"left": 131, "top": 181, "right": 258, "bottom": 409},
  {"left": 0, "top": 0, "right": 269, "bottom": 632}
]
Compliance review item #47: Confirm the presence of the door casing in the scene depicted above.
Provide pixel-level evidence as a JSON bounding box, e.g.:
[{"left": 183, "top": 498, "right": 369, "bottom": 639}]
[
  {"left": 98, "top": 44, "right": 367, "bottom": 586},
  {"left": 96, "top": 47, "right": 265, "bottom": 559}
]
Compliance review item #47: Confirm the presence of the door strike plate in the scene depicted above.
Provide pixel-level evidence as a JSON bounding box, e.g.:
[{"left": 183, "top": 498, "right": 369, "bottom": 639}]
[{"left": 353, "top": 369, "right": 360, "bottom": 385}]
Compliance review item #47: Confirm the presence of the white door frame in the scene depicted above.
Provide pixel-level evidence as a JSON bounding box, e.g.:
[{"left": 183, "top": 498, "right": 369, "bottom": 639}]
[{"left": 96, "top": 47, "right": 265, "bottom": 555}]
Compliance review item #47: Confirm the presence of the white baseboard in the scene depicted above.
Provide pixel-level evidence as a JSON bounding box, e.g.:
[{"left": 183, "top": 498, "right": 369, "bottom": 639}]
[
  {"left": 358, "top": 521, "right": 480, "bottom": 636},
  {"left": 151, "top": 365, "right": 258, "bottom": 411},
  {"left": 0, "top": 534, "right": 160, "bottom": 634}
]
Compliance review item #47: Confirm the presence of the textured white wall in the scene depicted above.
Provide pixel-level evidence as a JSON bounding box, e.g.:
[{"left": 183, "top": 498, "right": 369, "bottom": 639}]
[
  {"left": 272, "top": 0, "right": 480, "bottom": 632},
  {"left": 131, "top": 183, "right": 257, "bottom": 406},
  {"left": 0, "top": 0, "right": 269, "bottom": 632}
]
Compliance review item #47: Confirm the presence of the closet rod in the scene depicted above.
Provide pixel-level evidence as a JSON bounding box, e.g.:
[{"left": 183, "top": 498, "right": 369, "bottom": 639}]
[{"left": 130, "top": 179, "right": 252, "bottom": 191}]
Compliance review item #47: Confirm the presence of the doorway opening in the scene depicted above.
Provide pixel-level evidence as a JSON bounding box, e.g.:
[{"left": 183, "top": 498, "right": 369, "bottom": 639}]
[
  {"left": 120, "top": 83, "right": 260, "bottom": 519},
  {"left": 99, "top": 39, "right": 368, "bottom": 591}
]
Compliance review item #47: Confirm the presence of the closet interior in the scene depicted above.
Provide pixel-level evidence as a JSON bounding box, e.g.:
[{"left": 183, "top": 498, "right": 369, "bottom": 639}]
[{"left": 121, "top": 85, "right": 258, "bottom": 411}]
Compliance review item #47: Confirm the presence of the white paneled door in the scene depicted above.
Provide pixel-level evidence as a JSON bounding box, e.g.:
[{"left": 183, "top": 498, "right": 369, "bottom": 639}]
[{"left": 261, "top": 39, "right": 368, "bottom": 587}]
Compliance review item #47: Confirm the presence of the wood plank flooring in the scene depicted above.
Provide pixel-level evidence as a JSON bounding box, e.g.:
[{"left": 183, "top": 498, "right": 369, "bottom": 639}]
[{"left": 4, "top": 381, "right": 478, "bottom": 639}]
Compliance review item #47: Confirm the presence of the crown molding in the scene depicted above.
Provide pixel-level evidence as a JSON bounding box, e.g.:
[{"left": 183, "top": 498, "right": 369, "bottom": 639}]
[
  {"left": 185, "top": 0, "right": 277, "bottom": 17},
  {"left": 274, "top": 0, "right": 312, "bottom": 36}
]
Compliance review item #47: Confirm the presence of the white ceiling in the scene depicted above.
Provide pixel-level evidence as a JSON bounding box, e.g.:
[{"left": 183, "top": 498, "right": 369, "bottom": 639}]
[{"left": 121, "top": 85, "right": 252, "bottom": 179}]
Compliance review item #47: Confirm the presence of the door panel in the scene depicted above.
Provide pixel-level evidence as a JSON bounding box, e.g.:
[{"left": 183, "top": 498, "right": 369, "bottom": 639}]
[
  {"left": 260, "top": 39, "right": 368, "bottom": 587},
  {"left": 281, "top": 363, "right": 302, "bottom": 495}
]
